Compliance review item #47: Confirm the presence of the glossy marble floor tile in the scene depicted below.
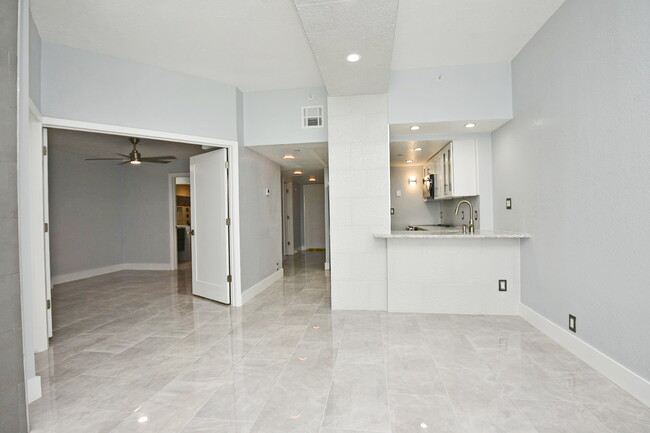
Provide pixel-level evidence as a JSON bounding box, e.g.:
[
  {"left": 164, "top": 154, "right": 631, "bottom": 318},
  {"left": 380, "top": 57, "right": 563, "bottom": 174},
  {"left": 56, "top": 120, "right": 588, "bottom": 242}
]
[{"left": 29, "top": 252, "right": 649, "bottom": 433}]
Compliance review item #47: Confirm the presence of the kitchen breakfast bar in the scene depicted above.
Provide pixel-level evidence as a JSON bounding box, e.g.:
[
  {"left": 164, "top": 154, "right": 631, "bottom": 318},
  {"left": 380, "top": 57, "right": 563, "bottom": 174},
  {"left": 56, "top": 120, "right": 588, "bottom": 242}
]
[{"left": 375, "top": 226, "right": 530, "bottom": 315}]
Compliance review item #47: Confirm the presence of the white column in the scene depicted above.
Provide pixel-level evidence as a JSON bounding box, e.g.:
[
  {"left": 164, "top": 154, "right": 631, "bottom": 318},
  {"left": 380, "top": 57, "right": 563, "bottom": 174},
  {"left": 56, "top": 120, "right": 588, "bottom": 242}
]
[{"left": 327, "top": 94, "right": 390, "bottom": 310}]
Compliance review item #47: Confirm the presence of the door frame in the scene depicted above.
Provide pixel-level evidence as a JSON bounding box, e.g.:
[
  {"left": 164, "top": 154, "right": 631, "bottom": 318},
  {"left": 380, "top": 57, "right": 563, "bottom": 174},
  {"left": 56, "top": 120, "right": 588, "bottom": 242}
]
[
  {"left": 169, "top": 172, "right": 191, "bottom": 270},
  {"left": 35, "top": 117, "right": 243, "bottom": 307}
]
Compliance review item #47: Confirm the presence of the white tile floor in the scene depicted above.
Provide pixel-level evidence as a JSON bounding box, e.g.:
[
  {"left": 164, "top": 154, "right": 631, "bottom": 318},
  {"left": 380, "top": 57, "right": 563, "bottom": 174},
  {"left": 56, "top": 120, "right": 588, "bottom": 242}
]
[{"left": 29, "top": 252, "right": 650, "bottom": 433}]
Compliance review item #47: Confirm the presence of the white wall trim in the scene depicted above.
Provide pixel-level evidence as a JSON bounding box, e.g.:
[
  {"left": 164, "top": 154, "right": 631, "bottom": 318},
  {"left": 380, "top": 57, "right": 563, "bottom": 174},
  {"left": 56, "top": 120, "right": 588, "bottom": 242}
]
[
  {"left": 26, "top": 376, "right": 42, "bottom": 403},
  {"left": 242, "top": 269, "right": 284, "bottom": 304},
  {"left": 35, "top": 116, "right": 243, "bottom": 307},
  {"left": 52, "top": 263, "right": 172, "bottom": 285},
  {"left": 168, "top": 172, "right": 190, "bottom": 271},
  {"left": 324, "top": 262, "right": 330, "bottom": 270},
  {"left": 40, "top": 117, "right": 237, "bottom": 147},
  {"left": 520, "top": 304, "right": 650, "bottom": 407}
]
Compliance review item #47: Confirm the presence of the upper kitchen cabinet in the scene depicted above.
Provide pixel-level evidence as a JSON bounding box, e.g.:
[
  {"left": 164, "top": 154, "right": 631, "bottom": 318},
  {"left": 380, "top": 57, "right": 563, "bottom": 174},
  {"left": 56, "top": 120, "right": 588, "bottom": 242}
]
[{"left": 429, "top": 139, "right": 478, "bottom": 199}]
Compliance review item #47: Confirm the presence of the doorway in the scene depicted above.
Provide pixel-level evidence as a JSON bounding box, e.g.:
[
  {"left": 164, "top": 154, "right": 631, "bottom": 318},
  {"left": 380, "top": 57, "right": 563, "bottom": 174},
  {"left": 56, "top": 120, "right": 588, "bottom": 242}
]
[{"left": 170, "top": 173, "right": 192, "bottom": 270}]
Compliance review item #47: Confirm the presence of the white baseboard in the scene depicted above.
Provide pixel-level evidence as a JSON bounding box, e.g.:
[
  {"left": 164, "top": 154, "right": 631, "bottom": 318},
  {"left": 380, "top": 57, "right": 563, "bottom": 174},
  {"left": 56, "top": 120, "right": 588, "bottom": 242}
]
[
  {"left": 52, "top": 263, "right": 173, "bottom": 285},
  {"left": 27, "top": 376, "right": 42, "bottom": 403},
  {"left": 242, "top": 269, "right": 284, "bottom": 304},
  {"left": 122, "top": 263, "right": 172, "bottom": 271},
  {"left": 520, "top": 304, "right": 650, "bottom": 407}
]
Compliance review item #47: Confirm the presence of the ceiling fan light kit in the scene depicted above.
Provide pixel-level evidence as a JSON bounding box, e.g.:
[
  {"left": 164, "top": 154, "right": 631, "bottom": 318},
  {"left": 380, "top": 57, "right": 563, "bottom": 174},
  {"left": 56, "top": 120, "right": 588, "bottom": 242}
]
[{"left": 85, "top": 137, "right": 177, "bottom": 165}]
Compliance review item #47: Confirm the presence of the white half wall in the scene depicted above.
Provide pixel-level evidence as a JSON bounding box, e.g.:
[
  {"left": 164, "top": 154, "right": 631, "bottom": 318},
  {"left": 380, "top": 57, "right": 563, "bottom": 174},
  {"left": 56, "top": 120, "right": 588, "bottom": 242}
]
[{"left": 328, "top": 94, "right": 390, "bottom": 310}]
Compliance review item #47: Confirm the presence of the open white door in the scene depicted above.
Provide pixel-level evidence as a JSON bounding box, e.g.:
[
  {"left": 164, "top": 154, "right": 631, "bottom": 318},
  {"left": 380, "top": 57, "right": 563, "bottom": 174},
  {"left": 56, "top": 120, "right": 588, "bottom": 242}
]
[
  {"left": 190, "top": 149, "right": 231, "bottom": 304},
  {"left": 43, "top": 128, "right": 53, "bottom": 337}
]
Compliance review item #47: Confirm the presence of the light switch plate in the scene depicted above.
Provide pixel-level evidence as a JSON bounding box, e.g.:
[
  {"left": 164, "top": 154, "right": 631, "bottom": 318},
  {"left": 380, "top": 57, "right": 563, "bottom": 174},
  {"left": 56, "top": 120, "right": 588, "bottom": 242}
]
[
  {"left": 506, "top": 198, "right": 512, "bottom": 209},
  {"left": 390, "top": 208, "right": 395, "bottom": 215},
  {"left": 498, "top": 280, "right": 507, "bottom": 291},
  {"left": 265, "top": 188, "right": 270, "bottom": 196},
  {"left": 396, "top": 190, "right": 402, "bottom": 197}
]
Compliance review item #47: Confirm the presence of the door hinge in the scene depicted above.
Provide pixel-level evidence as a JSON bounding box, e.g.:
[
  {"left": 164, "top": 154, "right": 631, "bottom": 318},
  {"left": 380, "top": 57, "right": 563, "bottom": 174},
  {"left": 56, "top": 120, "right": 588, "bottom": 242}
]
[
  {"left": 227, "top": 275, "right": 232, "bottom": 283},
  {"left": 225, "top": 161, "right": 230, "bottom": 169},
  {"left": 226, "top": 218, "right": 231, "bottom": 226},
  {"left": 44, "top": 222, "right": 49, "bottom": 233},
  {"left": 46, "top": 299, "right": 51, "bottom": 310},
  {"left": 43, "top": 146, "right": 48, "bottom": 156}
]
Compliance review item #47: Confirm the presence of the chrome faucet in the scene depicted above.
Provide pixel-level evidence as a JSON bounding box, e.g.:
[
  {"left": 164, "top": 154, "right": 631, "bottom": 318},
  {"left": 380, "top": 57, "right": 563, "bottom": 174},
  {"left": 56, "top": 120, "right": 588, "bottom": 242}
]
[{"left": 454, "top": 200, "right": 475, "bottom": 234}]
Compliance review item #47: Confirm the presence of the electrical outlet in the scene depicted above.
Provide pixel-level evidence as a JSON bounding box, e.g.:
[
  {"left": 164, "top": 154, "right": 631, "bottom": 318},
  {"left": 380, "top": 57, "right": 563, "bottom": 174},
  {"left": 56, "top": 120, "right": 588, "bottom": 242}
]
[
  {"left": 276, "top": 262, "right": 280, "bottom": 271},
  {"left": 569, "top": 315, "right": 576, "bottom": 332},
  {"left": 474, "top": 210, "right": 478, "bottom": 221},
  {"left": 461, "top": 211, "right": 465, "bottom": 220},
  {"left": 506, "top": 198, "right": 512, "bottom": 209},
  {"left": 498, "top": 280, "right": 507, "bottom": 291}
]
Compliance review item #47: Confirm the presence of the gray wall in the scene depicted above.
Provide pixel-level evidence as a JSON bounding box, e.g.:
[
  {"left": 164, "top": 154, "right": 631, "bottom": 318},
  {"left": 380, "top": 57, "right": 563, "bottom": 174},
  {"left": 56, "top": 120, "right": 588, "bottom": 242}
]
[
  {"left": 49, "top": 148, "right": 124, "bottom": 276},
  {"left": 492, "top": 0, "right": 650, "bottom": 380},
  {"left": 389, "top": 165, "right": 441, "bottom": 230},
  {"left": 28, "top": 12, "right": 41, "bottom": 110},
  {"left": 121, "top": 158, "right": 190, "bottom": 265},
  {"left": 237, "top": 90, "right": 283, "bottom": 291},
  {"left": 48, "top": 146, "right": 190, "bottom": 277},
  {"left": 0, "top": 0, "right": 28, "bottom": 430},
  {"left": 41, "top": 42, "right": 238, "bottom": 140},
  {"left": 243, "top": 86, "right": 328, "bottom": 146},
  {"left": 389, "top": 63, "right": 512, "bottom": 124}
]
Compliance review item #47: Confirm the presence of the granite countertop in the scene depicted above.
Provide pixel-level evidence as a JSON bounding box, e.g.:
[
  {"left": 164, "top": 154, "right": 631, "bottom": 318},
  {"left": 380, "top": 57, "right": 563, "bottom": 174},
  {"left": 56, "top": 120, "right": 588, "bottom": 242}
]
[{"left": 375, "top": 225, "right": 531, "bottom": 239}]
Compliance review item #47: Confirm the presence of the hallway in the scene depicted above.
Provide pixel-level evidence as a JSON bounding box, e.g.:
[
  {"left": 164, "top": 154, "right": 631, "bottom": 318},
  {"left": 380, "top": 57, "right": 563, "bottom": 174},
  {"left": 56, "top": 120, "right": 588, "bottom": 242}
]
[{"left": 29, "top": 253, "right": 649, "bottom": 433}]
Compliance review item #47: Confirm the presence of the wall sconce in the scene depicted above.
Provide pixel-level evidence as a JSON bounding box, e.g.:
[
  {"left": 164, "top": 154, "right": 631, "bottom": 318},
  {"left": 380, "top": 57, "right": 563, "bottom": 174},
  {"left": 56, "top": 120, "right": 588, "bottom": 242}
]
[{"left": 408, "top": 176, "right": 417, "bottom": 186}]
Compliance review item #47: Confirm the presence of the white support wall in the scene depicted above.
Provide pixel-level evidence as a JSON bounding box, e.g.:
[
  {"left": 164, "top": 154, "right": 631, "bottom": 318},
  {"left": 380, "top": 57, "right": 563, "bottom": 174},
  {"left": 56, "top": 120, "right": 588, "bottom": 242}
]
[{"left": 328, "top": 94, "right": 391, "bottom": 310}]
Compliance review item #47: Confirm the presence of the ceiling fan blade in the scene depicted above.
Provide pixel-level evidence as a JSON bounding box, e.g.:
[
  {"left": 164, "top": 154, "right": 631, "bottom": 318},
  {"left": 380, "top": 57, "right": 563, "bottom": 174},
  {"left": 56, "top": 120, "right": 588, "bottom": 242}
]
[
  {"left": 85, "top": 158, "right": 129, "bottom": 161},
  {"left": 140, "top": 156, "right": 176, "bottom": 160},
  {"left": 141, "top": 160, "right": 171, "bottom": 164},
  {"left": 116, "top": 153, "right": 130, "bottom": 158}
]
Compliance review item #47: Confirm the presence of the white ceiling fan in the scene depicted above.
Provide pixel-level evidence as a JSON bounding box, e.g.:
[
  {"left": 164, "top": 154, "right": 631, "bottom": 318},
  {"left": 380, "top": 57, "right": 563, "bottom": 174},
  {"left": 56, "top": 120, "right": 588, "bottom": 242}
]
[{"left": 85, "top": 137, "right": 177, "bottom": 165}]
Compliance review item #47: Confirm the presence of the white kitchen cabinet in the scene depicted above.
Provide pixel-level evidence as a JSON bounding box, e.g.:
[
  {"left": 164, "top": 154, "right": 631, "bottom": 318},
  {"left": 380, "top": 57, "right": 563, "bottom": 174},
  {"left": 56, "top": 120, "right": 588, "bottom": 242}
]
[{"left": 429, "top": 139, "right": 478, "bottom": 199}]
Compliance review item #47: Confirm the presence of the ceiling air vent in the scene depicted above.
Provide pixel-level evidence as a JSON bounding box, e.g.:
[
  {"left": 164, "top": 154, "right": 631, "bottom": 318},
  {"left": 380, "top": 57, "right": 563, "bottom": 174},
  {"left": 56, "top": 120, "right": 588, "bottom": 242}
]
[{"left": 302, "top": 105, "right": 324, "bottom": 128}]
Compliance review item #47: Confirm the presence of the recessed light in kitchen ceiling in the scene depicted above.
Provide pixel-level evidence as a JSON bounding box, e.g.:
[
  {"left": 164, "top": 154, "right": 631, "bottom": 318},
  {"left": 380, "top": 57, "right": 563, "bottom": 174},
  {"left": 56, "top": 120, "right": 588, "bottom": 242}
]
[
  {"left": 406, "top": 160, "right": 413, "bottom": 163},
  {"left": 414, "top": 147, "right": 422, "bottom": 151},
  {"left": 346, "top": 53, "right": 361, "bottom": 62},
  {"left": 293, "top": 170, "right": 303, "bottom": 175},
  {"left": 308, "top": 177, "right": 317, "bottom": 182},
  {"left": 465, "top": 123, "right": 476, "bottom": 128},
  {"left": 410, "top": 125, "right": 420, "bottom": 131},
  {"left": 283, "top": 154, "right": 296, "bottom": 159}
]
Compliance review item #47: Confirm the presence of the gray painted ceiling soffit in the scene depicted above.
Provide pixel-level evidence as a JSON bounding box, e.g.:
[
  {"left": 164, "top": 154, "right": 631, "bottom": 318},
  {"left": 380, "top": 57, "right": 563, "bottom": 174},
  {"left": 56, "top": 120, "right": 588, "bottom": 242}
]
[{"left": 293, "top": 0, "right": 399, "bottom": 97}]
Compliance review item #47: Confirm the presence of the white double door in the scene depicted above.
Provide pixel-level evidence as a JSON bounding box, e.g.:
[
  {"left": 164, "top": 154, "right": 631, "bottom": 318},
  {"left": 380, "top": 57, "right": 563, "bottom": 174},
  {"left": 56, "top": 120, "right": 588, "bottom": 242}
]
[{"left": 190, "top": 149, "right": 231, "bottom": 305}]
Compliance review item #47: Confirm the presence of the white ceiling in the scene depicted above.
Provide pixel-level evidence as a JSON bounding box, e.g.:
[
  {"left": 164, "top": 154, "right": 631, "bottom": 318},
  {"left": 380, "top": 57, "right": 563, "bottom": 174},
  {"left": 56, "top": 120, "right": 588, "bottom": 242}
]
[
  {"left": 248, "top": 142, "right": 327, "bottom": 184},
  {"left": 30, "top": 0, "right": 323, "bottom": 92},
  {"left": 391, "top": 0, "right": 566, "bottom": 70},
  {"left": 293, "top": 0, "right": 399, "bottom": 96},
  {"left": 48, "top": 128, "right": 209, "bottom": 160},
  {"left": 390, "top": 139, "right": 450, "bottom": 167}
]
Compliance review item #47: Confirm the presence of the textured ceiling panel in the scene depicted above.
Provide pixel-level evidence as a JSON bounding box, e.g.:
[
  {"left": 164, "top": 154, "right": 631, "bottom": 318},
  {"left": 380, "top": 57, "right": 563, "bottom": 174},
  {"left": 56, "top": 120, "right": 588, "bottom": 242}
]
[
  {"left": 31, "top": 0, "right": 323, "bottom": 92},
  {"left": 293, "top": 0, "right": 399, "bottom": 96}
]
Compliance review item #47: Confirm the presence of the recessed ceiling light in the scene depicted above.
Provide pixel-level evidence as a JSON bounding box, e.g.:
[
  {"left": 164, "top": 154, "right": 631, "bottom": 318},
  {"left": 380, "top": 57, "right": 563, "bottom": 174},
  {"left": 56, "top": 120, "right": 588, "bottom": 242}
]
[
  {"left": 414, "top": 147, "right": 422, "bottom": 151},
  {"left": 283, "top": 154, "right": 296, "bottom": 160},
  {"left": 138, "top": 416, "right": 148, "bottom": 423},
  {"left": 465, "top": 123, "right": 476, "bottom": 128},
  {"left": 308, "top": 177, "right": 317, "bottom": 182},
  {"left": 406, "top": 160, "right": 413, "bottom": 163},
  {"left": 346, "top": 53, "right": 361, "bottom": 62},
  {"left": 293, "top": 170, "right": 303, "bottom": 175},
  {"left": 410, "top": 125, "right": 420, "bottom": 131}
]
